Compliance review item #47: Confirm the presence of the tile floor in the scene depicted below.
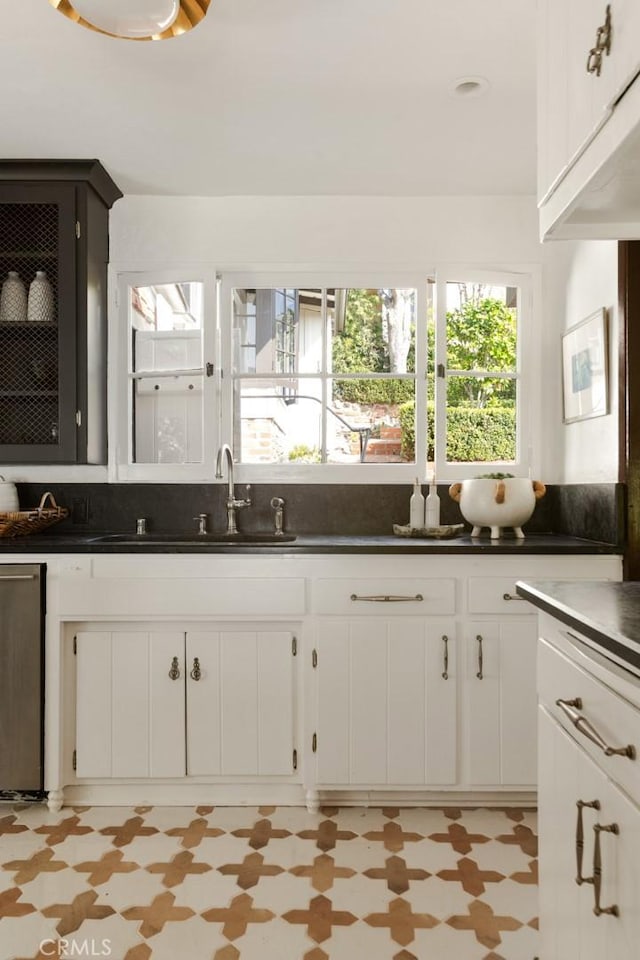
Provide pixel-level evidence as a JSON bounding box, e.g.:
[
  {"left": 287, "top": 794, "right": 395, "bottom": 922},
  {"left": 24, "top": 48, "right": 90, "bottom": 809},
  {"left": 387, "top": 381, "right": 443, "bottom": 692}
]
[{"left": 0, "top": 804, "right": 538, "bottom": 960}]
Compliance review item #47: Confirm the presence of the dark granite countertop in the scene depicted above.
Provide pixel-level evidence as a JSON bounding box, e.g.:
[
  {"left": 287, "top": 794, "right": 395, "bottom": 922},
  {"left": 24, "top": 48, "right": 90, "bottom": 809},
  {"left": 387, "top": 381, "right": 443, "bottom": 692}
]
[
  {"left": 516, "top": 579, "right": 640, "bottom": 674},
  {"left": 0, "top": 532, "right": 622, "bottom": 555}
]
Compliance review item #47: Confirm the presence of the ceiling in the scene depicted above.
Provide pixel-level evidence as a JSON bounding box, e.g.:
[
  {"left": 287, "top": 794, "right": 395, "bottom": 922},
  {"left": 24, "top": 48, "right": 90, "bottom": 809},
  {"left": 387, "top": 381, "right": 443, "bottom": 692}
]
[{"left": 2, "top": 0, "right": 537, "bottom": 197}]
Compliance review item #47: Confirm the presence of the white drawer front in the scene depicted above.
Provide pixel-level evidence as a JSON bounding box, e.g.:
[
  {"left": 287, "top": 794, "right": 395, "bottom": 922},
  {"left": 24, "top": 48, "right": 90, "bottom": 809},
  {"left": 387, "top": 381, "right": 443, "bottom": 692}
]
[
  {"left": 539, "top": 637, "right": 640, "bottom": 800},
  {"left": 467, "top": 577, "right": 536, "bottom": 615},
  {"left": 313, "top": 578, "right": 456, "bottom": 616}
]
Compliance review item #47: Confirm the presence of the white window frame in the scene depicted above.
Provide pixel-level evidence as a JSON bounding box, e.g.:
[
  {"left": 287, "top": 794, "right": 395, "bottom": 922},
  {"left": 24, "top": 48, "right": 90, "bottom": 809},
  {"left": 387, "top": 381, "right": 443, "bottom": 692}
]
[
  {"left": 433, "top": 267, "right": 533, "bottom": 482},
  {"left": 108, "top": 265, "right": 538, "bottom": 485},
  {"left": 108, "top": 265, "right": 219, "bottom": 482},
  {"left": 219, "top": 271, "right": 428, "bottom": 484}
]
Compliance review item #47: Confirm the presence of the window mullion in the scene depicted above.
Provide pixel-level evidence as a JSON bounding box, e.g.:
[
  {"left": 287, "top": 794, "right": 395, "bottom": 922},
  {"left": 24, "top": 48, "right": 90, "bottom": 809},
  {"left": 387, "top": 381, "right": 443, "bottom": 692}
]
[
  {"left": 434, "top": 274, "right": 448, "bottom": 477},
  {"left": 413, "top": 282, "right": 427, "bottom": 480}
]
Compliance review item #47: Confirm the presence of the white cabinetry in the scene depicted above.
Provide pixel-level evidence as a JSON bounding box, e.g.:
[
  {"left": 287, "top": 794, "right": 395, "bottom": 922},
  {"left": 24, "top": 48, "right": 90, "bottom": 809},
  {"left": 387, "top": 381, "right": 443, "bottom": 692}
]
[
  {"left": 75, "top": 626, "right": 297, "bottom": 782},
  {"left": 314, "top": 617, "right": 457, "bottom": 788},
  {"left": 538, "top": 0, "right": 640, "bottom": 238},
  {"left": 538, "top": 624, "right": 640, "bottom": 959}
]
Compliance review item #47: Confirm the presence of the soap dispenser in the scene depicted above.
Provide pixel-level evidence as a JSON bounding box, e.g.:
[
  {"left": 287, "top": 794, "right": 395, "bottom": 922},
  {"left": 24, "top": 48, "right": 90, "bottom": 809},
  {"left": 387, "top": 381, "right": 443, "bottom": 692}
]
[
  {"left": 425, "top": 476, "right": 441, "bottom": 528},
  {"left": 409, "top": 478, "right": 425, "bottom": 529}
]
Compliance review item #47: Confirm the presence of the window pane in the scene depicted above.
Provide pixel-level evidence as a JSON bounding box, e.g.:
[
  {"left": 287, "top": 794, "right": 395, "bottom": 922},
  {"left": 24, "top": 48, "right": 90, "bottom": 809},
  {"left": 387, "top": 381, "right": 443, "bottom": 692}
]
[
  {"left": 445, "top": 376, "right": 516, "bottom": 464},
  {"left": 332, "top": 288, "right": 417, "bottom": 375},
  {"left": 133, "top": 373, "right": 203, "bottom": 464},
  {"left": 233, "top": 288, "right": 303, "bottom": 376},
  {"left": 445, "top": 282, "right": 517, "bottom": 373},
  {"left": 235, "top": 378, "right": 322, "bottom": 464},
  {"left": 129, "top": 280, "right": 204, "bottom": 464},
  {"left": 329, "top": 379, "right": 414, "bottom": 464}
]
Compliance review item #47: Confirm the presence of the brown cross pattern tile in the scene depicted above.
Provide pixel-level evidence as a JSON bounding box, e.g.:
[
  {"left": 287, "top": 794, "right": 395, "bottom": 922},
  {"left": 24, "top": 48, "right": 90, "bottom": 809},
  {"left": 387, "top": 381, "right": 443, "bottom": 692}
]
[
  {"left": 201, "top": 891, "right": 275, "bottom": 940},
  {"left": 122, "top": 890, "right": 196, "bottom": 937},
  {"left": 319, "top": 807, "right": 339, "bottom": 818},
  {"left": 146, "top": 849, "right": 212, "bottom": 888},
  {"left": 394, "top": 951, "right": 419, "bottom": 960},
  {"left": 362, "top": 821, "right": 423, "bottom": 852},
  {"left": 382, "top": 807, "right": 400, "bottom": 819},
  {"left": 296, "top": 819, "right": 357, "bottom": 852},
  {"left": 510, "top": 859, "right": 538, "bottom": 885},
  {"left": 304, "top": 949, "right": 329, "bottom": 960},
  {"left": 195, "top": 805, "right": 214, "bottom": 816},
  {"left": 363, "top": 896, "right": 439, "bottom": 946},
  {"left": 482, "top": 953, "right": 507, "bottom": 960},
  {"left": 528, "top": 916, "right": 539, "bottom": 929},
  {"left": 0, "top": 886, "right": 36, "bottom": 918},
  {"left": 363, "top": 855, "right": 430, "bottom": 894},
  {"left": 166, "top": 817, "right": 225, "bottom": 849},
  {"left": 42, "top": 889, "right": 116, "bottom": 936},
  {"left": 35, "top": 816, "right": 93, "bottom": 846},
  {"left": 282, "top": 893, "right": 357, "bottom": 943},
  {"left": 123, "top": 945, "right": 152, "bottom": 960},
  {"left": 289, "top": 853, "right": 356, "bottom": 893},
  {"left": 258, "top": 805, "right": 276, "bottom": 816},
  {"left": 213, "top": 946, "right": 240, "bottom": 960},
  {"left": 0, "top": 815, "right": 29, "bottom": 837},
  {"left": 428, "top": 822, "right": 491, "bottom": 854},
  {"left": 218, "top": 851, "right": 284, "bottom": 890},
  {"left": 446, "top": 899, "right": 522, "bottom": 949},
  {"left": 496, "top": 824, "right": 538, "bottom": 857},
  {"left": 134, "top": 806, "right": 154, "bottom": 815},
  {"left": 74, "top": 849, "right": 139, "bottom": 886},
  {"left": 100, "top": 816, "right": 159, "bottom": 848},
  {"left": 443, "top": 807, "right": 463, "bottom": 820},
  {"left": 231, "top": 818, "right": 292, "bottom": 850},
  {"left": 3, "top": 847, "right": 68, "bottom": 883},
  {"left": 436, "top": 857, "right": 505, "bottom": 896}
]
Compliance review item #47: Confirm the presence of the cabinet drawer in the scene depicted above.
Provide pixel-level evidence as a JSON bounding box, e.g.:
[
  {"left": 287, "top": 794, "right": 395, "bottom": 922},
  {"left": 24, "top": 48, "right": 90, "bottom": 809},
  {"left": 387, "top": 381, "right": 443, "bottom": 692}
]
[
  {"left": 467, "top": 578, "right": 536, "bottom": 615},
  {"left": 539, "top": 637, "right": 640, "bottom": 799},
  {"left": 313, "top": 578, "right": 456, "bottom": 616}
]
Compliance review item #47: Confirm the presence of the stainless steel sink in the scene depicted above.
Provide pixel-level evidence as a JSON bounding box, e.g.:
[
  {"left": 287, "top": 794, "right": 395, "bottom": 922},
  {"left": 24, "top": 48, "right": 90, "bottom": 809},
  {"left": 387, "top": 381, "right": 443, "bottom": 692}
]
[{"left": 88, "top": 532, "right": 297, "bottom": 545}]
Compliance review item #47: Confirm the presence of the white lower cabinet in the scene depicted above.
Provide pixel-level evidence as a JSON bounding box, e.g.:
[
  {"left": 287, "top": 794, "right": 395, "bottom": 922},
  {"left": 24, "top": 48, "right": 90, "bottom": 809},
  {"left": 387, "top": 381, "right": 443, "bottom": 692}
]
[
  {"left": 75, "top": 627, "right": 296, "bottom": 780},
  {"left": 539, "top": 707, "right": 640, "bottom": 960},
  {"left": 314, "top": 618, "right": 457, "bottom": 786},
  {"left": 464, "top": 618, "right": 538, "bottom": 786}
]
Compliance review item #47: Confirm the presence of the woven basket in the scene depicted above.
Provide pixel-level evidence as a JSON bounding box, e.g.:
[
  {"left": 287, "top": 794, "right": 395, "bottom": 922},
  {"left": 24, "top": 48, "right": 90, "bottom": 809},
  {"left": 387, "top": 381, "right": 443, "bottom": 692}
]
[{"left": 0, "top": 491, "right": 69, "bottom": 538}]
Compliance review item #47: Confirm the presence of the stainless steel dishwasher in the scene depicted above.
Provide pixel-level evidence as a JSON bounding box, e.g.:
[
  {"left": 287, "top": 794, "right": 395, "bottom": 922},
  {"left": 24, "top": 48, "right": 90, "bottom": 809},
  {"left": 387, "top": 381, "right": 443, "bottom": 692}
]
[{"left": 0, "top": 563, "right": 45, "bottom": 794}]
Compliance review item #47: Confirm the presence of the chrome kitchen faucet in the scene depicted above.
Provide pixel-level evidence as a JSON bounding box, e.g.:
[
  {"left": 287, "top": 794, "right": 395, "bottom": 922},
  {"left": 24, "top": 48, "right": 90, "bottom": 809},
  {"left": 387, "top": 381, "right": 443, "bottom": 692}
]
[{"left": 215, "top": 443, "right": 251, "bottom": 535}]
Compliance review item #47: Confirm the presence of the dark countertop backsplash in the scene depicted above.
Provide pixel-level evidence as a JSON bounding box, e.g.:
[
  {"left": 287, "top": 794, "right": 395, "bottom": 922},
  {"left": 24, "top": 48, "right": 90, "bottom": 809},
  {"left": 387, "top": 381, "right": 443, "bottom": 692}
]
[{"left": 12, "top": 481, "right": 625, "bottom": 546}]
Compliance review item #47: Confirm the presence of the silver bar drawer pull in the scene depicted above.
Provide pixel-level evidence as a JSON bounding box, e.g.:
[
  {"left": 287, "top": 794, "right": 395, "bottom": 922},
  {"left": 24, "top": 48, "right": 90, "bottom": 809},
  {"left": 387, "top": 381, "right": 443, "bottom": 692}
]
[
  {"left": 350, "top": 593, "right": 423, "bottom": 603},
  {"left": 502, "top": 592, "right": 525, "bottom": 601},
  {"left": 0, "top": 574, "right": 37, "bottom": 581},
  {"left": 556, "top": 698, "right": 636, "bottom": 759},
  {"left": 592, "top": 821, "right": 619, "bottom": 917},
  {"left": 442, "top": 635, "right": 449, "bottom": 680}
]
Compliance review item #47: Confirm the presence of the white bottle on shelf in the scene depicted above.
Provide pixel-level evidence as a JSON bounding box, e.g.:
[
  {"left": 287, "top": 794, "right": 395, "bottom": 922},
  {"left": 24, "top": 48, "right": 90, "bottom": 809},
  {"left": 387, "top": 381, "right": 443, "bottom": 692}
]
[
  {"left": 425, "top": 477, "right": 441, "bottom": 528},
  {"left": 409, "top": 477, "right": 425, "bottom": 529}
]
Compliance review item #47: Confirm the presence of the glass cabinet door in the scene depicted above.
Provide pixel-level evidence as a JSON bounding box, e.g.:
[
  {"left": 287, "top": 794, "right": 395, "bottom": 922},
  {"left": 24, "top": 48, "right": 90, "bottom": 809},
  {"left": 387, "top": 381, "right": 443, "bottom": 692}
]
[{"left": 0, "top": 183, "right": 77, "bottom": 462}]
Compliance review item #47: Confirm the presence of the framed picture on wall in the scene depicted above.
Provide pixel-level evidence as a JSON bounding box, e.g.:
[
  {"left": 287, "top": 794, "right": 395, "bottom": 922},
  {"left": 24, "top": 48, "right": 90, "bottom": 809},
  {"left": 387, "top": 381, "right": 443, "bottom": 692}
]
[{"left": 561, "top": 308, "right": 609, "bottom": 424}]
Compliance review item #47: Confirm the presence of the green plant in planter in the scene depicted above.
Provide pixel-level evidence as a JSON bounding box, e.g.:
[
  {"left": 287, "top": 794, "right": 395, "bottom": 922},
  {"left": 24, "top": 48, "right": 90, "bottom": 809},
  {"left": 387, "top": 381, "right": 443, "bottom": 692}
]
[{"left": 475, "top": 472, "right": 515, "bottom": 479}]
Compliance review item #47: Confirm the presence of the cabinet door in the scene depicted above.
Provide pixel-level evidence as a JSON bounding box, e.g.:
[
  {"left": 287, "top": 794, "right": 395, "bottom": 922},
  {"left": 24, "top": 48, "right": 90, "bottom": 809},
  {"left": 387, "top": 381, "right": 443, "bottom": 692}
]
[
  {"left": 464, "top": 618, "right": 537, "bottom": 786},
  {"left": 0, "top": 183, "right": 78, "bottom": 462},
  {"left": 315, "top": 618, "right": 457, "bottom": 786},
  {"left": 186, "top": 630, "right": 295, "bottom": 777},
  {"left": 539, "top": 707, "right": 640, "bottom": 960},
  {"left": 75, "top": 630, "right": 186, "bottom": 778}
]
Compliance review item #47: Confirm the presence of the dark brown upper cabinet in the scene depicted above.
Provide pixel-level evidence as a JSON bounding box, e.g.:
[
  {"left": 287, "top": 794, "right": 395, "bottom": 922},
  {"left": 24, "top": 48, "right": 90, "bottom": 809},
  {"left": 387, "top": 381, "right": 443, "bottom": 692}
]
[{"left": 0, "top": 160, "right": 122, "bottom": 463}]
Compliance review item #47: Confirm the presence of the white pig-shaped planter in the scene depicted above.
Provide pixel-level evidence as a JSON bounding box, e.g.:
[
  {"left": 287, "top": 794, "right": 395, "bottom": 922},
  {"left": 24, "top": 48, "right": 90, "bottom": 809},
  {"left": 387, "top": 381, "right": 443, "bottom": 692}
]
[{"left": 449, "top": 477, "right": 546, "bottom": 539}]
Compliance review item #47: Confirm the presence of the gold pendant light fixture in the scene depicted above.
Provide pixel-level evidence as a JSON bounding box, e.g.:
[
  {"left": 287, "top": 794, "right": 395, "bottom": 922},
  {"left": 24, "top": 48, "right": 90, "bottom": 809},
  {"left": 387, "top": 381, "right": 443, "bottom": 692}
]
[{"left": 48, "top": 0, "right": 210, "bottom": 41}]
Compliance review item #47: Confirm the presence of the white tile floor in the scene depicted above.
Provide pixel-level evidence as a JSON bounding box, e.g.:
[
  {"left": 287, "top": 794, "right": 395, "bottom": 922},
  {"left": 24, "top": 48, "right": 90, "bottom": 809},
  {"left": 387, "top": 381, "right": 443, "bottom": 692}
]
[{"left": 0, "top": 804, "right": 538, "bottom": 960}]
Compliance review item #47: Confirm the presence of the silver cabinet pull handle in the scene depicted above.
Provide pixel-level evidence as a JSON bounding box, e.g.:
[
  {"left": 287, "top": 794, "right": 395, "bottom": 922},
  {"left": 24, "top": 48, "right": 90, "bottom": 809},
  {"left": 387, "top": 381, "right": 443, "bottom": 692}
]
[
  {"left": 350, "top": 593, "right": 423, "bottom": 603},
  {"left": 168, "top": 656, "right": 180, "bottom": 681},
  {"left": 593, "top": 822, "right": 619, "bottom": 917},
  {"left": 576, "top": 799, "right": 599, "bottom": 885},
  {"left": 0, "top": 574, "right": 37, "bottom": 581},
  {"left": 556, "top": 698, "right": 636, "bottom": 759},
  {"left": 190, "top": 657, "right": 202, "bottom": 681},
  {"left": 442, "top": 635, "right": 449, "bottom": 680},
  {"left": 502, "top": 592, "right": 525, "bottom": 601},
  {"left": 476, "top": 634, "right": 483, "bottom": 679}
]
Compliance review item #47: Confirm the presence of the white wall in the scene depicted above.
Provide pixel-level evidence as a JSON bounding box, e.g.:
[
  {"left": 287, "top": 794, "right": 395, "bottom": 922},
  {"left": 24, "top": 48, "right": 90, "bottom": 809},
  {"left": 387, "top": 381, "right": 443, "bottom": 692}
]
[
  {"left": 110, "top": 195, "right": 543, "bottom": 268},
  {"left": 540, "top": 240, "right": 619, "bottom": 483}
]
